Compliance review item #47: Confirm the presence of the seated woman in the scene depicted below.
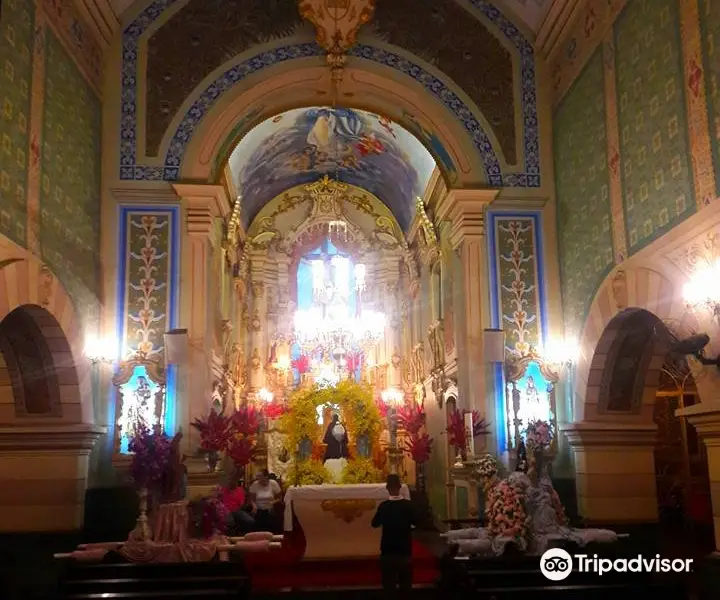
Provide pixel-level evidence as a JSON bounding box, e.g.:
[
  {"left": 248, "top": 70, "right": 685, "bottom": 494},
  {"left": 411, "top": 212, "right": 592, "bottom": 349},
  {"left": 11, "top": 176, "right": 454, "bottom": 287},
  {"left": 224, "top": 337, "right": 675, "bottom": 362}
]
[
  {"left": 218, "top": 477, "right": 255, "bottom": 535},
  {"left": 248, "top": 469, "right": 283, "bottom": 533}
]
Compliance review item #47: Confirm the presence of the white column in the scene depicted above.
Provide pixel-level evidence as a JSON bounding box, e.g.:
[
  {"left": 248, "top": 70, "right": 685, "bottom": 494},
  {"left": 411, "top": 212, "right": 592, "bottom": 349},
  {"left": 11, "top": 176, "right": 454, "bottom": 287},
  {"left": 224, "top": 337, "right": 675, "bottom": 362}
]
[
  {"left": 436, "top": 190, "right": 497, "bottom": 419},
  {"left": 172, "top": 184, "right": 230, "bottom": 453}
]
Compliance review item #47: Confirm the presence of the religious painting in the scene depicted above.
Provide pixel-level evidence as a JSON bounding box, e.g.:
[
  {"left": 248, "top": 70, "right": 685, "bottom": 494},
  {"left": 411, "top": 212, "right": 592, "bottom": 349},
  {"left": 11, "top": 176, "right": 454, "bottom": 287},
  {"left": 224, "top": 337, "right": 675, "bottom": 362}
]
[{"left": 227, "top": 107, "right": 436, "bottom": 230}]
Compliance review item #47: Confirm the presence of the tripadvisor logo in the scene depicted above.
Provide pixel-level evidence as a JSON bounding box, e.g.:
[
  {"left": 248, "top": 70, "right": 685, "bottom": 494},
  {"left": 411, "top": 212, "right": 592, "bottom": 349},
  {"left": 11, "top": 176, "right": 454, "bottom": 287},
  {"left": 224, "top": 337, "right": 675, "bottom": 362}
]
[{"left": 540, "top": 548, "right": 693, "bottom": 581}]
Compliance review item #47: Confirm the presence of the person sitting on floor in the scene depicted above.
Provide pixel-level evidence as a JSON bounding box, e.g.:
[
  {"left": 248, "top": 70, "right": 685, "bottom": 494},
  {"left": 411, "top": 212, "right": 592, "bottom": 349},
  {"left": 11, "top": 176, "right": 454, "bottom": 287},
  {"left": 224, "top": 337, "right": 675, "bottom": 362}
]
[
  {"left": 218, "top": 477, "right": 255, "bottom": 535},
  {"left": 371, "top": 474, "right": 417, "bottom": 597},
  {"left": 248, "top": 469, "right": 283, "bottom": 533}
]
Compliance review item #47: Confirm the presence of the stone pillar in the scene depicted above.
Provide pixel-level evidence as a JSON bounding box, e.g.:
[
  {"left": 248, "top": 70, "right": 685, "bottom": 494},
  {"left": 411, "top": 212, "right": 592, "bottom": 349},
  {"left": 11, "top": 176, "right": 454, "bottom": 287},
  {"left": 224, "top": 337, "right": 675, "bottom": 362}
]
[
  {"left": 172, "top": 184, "right": 230, "bottom": 452},
  {"left": 383, "top": 261, "right": 402, "bottom": 389},
  {"left": 563, "top": 421, "right": 659, "bottom": 523},
  {"left": 435, "top": 190, "right": 497, "bottom": 415},
  {"left": 677, "top": 401, "right": 720, "bottom": 551}
]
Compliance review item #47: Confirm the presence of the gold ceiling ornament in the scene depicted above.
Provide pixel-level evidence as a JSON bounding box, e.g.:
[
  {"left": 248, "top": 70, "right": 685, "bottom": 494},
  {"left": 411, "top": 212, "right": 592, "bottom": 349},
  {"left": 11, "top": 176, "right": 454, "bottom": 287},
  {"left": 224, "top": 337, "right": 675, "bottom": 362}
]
[
  {"left": 299, "top": 0, "right": 376, "bottom": 84},
  {"left": 305, "top": 175, "right": 349, "bottom": 223}
]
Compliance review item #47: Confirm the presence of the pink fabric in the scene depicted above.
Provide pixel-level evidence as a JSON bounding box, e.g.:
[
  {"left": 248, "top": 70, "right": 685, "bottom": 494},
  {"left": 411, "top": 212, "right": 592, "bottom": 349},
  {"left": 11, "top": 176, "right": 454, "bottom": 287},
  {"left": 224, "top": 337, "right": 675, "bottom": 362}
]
[
  {"left": 243, "top": 532, "right": 274, "bottom": 541},
  {"left": 219, "top": 487, "right": 246, "bottom": 512},
  {"left": 71, "top": 549, "right": 110, "bottom": 562},
  {"left": 231, "top": 540, "right": 271, "bottom": 552},
  {"left": 80, "top": 542, "right": 123, "bottom": 551},
  {"left": 119, "top": 535, "right": 227, "bottom": 563},
  {"left": 153, "top": 501, "right": 189, "bottom": 543}
]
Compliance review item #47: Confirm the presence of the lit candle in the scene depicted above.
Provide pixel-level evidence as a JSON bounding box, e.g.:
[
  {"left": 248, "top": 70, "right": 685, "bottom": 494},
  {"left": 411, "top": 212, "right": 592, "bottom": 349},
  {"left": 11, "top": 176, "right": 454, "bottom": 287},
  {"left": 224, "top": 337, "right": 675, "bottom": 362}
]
[{"left": 465, "top": 412, "right": 475, "bottom": 458}]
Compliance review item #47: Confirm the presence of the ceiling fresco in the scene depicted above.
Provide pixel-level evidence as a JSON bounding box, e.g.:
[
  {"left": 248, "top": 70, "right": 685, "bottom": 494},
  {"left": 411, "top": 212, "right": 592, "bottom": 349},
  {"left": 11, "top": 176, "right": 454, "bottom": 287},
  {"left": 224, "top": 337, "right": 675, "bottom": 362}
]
[{"left": 227, "top": 108, "right": 437, "bottom": 231}]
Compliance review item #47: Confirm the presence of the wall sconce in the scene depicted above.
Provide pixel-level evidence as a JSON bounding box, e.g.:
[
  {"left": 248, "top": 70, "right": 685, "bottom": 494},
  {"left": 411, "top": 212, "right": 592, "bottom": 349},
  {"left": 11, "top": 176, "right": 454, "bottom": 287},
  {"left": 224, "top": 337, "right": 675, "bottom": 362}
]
[
  {"left": 538, "top": 337, "right": 578, "bottom": 369},
  {"left": 258, "top": 387, "right": 274, "bottom": 404},
  {"left": 483, "top": 329, "right": 505, "bottom": 363},
  {"left": 683, "top": 260, "right": 720, "bottom": 320},
  {"left": 164, "top": 329, "right": 188, "bottom": 365},
  {"left": 84, "top": 335, "right": 118, "bottom": 365}
]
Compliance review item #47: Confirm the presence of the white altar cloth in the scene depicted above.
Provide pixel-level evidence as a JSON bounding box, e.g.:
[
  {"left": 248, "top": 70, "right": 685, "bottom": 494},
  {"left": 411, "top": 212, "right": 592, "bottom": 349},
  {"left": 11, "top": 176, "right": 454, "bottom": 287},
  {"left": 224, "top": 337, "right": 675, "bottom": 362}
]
[{"left": 283, "top": 483, "right": 410, "bottom": 559}]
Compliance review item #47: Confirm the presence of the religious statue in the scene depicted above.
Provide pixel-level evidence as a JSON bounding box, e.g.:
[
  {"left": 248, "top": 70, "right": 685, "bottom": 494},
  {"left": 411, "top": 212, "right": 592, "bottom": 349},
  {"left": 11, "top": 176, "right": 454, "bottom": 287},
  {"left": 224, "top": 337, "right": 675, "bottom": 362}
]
[
  {"left": 323, "top": 412, "right": 350, "bottom": 483},
  {"left": 120, "top": 375, "right": 155, "bottom": 439},
  {"left": 323, "top": 413, "right": 349, "bottom": 461},
  {"left": 518, "top": 375, "right": 548, "bottom": 429}
]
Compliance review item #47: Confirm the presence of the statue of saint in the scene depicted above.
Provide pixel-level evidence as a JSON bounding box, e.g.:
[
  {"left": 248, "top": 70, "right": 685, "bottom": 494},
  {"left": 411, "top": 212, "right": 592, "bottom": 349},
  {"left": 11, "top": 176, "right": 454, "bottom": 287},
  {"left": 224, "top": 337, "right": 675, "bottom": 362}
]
[{"left": 322, "top": 413, "right": 349, "bottom": 461}]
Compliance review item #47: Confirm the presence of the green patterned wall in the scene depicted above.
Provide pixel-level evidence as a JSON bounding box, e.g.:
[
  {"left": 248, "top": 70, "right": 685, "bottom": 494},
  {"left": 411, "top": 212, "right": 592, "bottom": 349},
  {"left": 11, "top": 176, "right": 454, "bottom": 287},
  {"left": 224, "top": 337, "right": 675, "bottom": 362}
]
[
  {"left": 554, "top": 50, "right": 614, "bottom": 336},
  {"left": 40, "top": 31, "right": 101, "bottom": 304},
  {"left": 0, "top": 0, "right": 33, "bottom": 247},
  {"left": 700, "top": 0, "right": 720, "bottom": 195},
  {"left": 615, "top": 0, "right": 695, "bottom": 253}
]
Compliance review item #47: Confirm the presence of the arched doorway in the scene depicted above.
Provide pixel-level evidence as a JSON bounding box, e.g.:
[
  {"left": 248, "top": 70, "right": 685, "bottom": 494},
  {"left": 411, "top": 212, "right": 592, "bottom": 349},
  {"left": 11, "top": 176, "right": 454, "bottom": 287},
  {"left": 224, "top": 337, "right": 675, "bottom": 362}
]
[
  {"left": 654, "top": 357, "right": 714, "bottom": 548},
  {"left": 0, "top": 305, "right": 71, "bottom": 419}
]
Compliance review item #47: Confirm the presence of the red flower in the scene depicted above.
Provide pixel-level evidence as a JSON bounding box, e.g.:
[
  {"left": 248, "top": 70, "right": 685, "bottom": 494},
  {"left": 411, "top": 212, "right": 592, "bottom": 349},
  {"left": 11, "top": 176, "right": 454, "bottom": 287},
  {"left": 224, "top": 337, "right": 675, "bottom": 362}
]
[
  {"left": 191, "top": 411, "right": 232, "bottom": 453},
  {"left": 375, "top": 396, "right": 389, "bottom": 418},
  {"left": 231, "top": 404, "right": 262, "bottom": 436},
  {"left": 404, "top": 433, "right": 433, "bottom": 464},
  {"left": 263, "top": 402, "right": 286, "bottom": 419},
  {"left": 445, "top": 407, "right": 466, "bottom": 452},
  {"left": 226, "top": 436, "right": 258, "bottom": 468},
  {"left": 396, "top": 401, "right": 426, "bottom": 435},
  {"left": 292, "top": 355, "right": 311, "bottom": 374}
]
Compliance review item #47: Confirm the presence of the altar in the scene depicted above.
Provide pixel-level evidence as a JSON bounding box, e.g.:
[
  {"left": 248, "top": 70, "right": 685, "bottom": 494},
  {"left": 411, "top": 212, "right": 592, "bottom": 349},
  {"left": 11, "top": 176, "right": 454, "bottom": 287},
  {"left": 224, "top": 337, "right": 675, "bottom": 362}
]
[{"left": 284, "top": 484, "right": 410, "bottom": 559}]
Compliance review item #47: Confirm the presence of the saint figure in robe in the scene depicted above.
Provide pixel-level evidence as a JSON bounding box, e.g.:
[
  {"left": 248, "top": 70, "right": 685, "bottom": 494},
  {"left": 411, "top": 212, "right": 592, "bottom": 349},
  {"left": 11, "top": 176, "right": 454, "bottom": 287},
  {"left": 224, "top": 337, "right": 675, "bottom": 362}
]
[{"left": 323, "top": 413, "right": 349, "bottom": 461}]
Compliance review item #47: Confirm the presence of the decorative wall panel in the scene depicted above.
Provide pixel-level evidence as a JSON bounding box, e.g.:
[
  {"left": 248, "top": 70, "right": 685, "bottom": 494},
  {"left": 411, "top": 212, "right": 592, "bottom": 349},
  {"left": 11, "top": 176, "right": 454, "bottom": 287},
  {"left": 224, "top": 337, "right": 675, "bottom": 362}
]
[
  {"left": 554, "top": 51, "right": 614, "bottom": 336},
  {"left": 700, "top": 0, "right": 720, "bottom": 196},
  {"left": 39, "top": 30, "right": 101, "bottom": 307},
  {"left": 0, "top": 0, "right": 33, "bottom": 247},
  {"left": 615, "top": 0, "right": 695, "bottom": 254},
  {"left": 116, "top": 207, "right": 180, "bottom": 358},
  {"left": 488, "top": 212, "right": 547, "bottom": 356}
]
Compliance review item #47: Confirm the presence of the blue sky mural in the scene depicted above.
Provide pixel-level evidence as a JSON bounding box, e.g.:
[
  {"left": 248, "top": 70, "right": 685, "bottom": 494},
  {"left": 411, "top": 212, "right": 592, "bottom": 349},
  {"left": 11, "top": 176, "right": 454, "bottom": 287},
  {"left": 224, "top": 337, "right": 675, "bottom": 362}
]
[{"left": 227, "top": 107, "right": 437, "bottom": 231}]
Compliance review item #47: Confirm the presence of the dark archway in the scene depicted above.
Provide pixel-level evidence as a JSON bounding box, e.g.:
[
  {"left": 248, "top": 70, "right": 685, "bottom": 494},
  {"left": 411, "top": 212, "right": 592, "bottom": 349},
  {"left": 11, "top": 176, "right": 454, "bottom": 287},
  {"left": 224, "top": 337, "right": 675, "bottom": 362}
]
[{"left": 0, "top": 304, "right": 78, "bottom": 418}]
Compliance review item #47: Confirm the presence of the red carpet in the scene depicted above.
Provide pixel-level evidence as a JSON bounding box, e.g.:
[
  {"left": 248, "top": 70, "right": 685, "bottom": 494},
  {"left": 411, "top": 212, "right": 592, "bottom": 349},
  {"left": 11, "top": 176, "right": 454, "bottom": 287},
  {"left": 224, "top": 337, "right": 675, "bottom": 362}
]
[{"left": 243, "top": 518, "right": 439, "bottom": 590}]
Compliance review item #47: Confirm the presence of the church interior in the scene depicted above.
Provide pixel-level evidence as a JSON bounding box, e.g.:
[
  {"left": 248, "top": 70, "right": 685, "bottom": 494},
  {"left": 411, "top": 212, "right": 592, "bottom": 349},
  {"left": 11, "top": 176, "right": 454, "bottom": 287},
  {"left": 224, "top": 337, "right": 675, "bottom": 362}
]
[{"left": 1, "top": 0, "right": 720, "bottom": 597}]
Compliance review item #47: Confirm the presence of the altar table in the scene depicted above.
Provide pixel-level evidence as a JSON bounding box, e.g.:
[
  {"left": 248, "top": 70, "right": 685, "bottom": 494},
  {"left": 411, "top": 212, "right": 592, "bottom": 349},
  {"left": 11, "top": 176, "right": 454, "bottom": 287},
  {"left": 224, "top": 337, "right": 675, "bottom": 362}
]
[{"left": 283, "top": 483, "right": 410, "bottom": 559}]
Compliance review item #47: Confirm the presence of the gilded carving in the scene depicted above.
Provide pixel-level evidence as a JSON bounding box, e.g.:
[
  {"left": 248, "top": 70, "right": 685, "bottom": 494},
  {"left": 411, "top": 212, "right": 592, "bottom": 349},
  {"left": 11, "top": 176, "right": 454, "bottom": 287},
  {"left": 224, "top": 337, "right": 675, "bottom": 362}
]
[
  {"left": 320, "top": 498, "right": 376, "bottom": 523},
  {"left": 611, "top": 270, "right": 628, "bottom": 311},
  {"left": 411, "top": 343, "right": 426, "bottom": 383},
  {"left": 299, "top": 0, "right": 376, "bottom": 81},
  {"left": 427, "top": 321, "right": 445, "bottom": 370},
  {"left": 250, "top": 348, "right": 262, "bottom": 372},
  {"left": 251, "top": 309, "right": 262, "bottom": 332},
  {"left": 38, "top": 264, "right": 53, "bottom": 307}
]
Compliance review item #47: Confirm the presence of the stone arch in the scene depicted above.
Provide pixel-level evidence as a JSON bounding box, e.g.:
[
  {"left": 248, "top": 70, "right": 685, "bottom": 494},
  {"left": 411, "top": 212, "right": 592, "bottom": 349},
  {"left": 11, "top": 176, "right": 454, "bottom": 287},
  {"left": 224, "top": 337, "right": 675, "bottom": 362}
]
[
  {"left": 0, "top": 258, "right": 92, "bottom": 424},
  {"left": 573, "top": 266, "right": 686, "bottom": 423}
]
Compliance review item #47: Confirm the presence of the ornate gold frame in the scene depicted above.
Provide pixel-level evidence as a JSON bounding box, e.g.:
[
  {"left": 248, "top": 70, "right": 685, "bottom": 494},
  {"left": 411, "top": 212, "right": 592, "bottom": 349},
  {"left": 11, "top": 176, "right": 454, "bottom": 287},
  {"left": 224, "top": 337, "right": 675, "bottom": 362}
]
[
  {"left": 111, "top": 353, "right": 167, "bottom": 454},
  {"left": 504, "top": 349, "right": 559, "bottom": 457}
]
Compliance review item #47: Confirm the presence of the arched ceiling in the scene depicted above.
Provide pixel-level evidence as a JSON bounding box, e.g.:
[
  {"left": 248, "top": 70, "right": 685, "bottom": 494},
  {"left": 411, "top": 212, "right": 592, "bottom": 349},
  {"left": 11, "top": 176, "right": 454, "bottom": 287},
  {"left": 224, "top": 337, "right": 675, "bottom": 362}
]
[
  {"left": 227, "top": 107, "right": 436, "bottom": 232},
  {"left": 108, "top": 0, "right": 554, "bottom": 35}
]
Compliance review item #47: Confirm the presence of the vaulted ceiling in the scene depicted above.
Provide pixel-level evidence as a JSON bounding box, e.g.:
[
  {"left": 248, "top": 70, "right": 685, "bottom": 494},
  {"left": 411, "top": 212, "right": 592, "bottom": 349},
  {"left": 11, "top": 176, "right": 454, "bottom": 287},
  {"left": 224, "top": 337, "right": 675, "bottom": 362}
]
[{"left": 105, "top": 0, "right": 556, "bottom": 35}]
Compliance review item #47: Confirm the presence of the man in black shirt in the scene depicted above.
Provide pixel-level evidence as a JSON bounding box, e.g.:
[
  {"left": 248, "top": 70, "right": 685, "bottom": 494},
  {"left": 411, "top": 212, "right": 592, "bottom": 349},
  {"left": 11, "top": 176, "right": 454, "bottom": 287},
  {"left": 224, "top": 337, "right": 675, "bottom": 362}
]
[{"left": 371, "top": 474, "right": 416, "bottom": 596}]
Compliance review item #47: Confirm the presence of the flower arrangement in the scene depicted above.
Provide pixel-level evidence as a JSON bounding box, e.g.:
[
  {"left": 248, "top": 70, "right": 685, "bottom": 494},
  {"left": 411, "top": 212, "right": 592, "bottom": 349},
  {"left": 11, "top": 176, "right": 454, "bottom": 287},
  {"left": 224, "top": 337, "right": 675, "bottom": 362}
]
[
  {"left": 226, "top": 436, "right": 259, "bottom": 468},
  {"left": 476, "top": 453, "right": 499, "bottom": 479},
  {"left": 524, "top": 419, "right": 553, "bottom": 450},
  {"left": 549, "top": 486, "right": 568, "bottom": 526},
  {"left": 396, "top": 401, "right": 426, "bottom": 435},
  {"left": 290, "top": 459, "right": 332, "bottom": 485},
  {"left": 345, "top": 350, "right": 363, "bottom": 374},
  {"left": 404, "top": 433, "right": 433, "bottom": 464},
  {"left": 341, "top": 458, "right": 383, "bottom": 484},
  {"left": 191, "top": 411, "right": 233, "bottom": 453},
  {"left": 281, "top": 380, "right": 382, "bottom": 456},
  {"left": 263, "top": 402, "right": 286, "bottom": 419},
  {"left": 231, "top": 404, "right": 263, "bottom": 436},
  {"left": 189, "top": 496, "right": 230, "bottom": 539},
  {"left": 485, "top": 479, "right": 528, "bottom": 540},
  {"left": 446, "top": 408, "right": 488, "bottom": 454},
  {"left": 128, "top": 425, "right": 173, "bottom": 489}
]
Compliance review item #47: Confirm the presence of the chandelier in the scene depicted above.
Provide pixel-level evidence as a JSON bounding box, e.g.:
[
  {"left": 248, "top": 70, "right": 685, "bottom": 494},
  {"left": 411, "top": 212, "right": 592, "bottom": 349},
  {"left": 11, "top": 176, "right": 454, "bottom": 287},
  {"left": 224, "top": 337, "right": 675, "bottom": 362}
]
[{"left": 293, "top": 256, "right": 386, "bottom": 357}]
